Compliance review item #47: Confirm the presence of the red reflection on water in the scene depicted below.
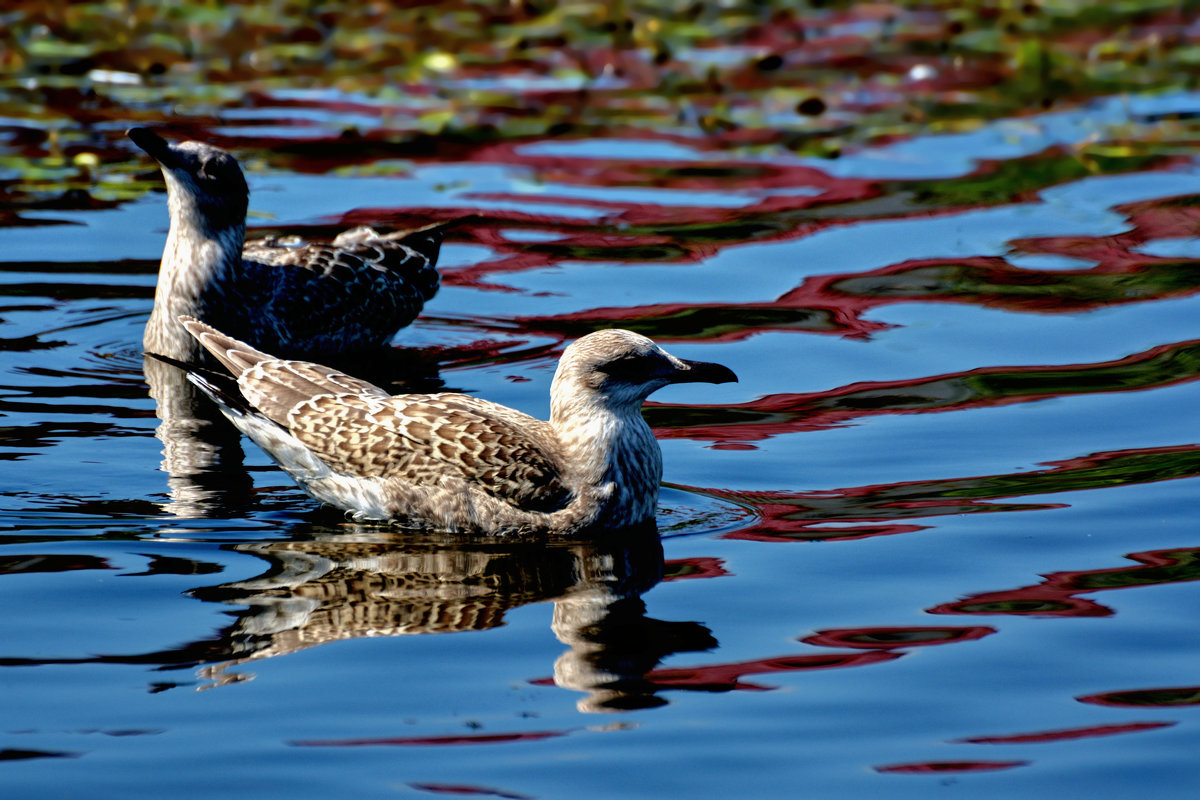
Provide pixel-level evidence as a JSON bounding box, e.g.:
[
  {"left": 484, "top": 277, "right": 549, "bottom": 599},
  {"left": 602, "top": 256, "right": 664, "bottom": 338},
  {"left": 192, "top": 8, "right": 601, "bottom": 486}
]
[
  {"left": 466, "top": 246, "right": 1200, "bottom": 347},
  {"left": 663, "top": 557, "right": 730, "bottom": 581},
  {"left": 801, "top": 625, "right": 995, "bottom": 650},
  {"left": 929, "top": 584, "right": 1110, "bottom": 618},
  {"left": 327, "top": 144, "right": 883, "bottom": 294},
  {"left": 876, "top": 760, "right": 1029, "bottom": 774},
  {"left": 1118, "top": 193, "right": 1200, "bottom": 244},
  {"left": 639, "top": 651, "right": 898, "bottom": 692},
  {"left": 690, "top": 477, "right": 1045, "bottom": 544},
  {"left": 290, "top": 730, "right": 571, "bottom": 747},
  {"left": 721, "top": 516, "right": 931, "bottom": 543},
  {"left": 1012, "top": 191, "right": 1200, "bottom": 267},
  {"left": 459, "top": 159, "right": 873, "bottom": 239},
  {"left": 958, "top": 721, "right": 1175, "bottom": 744},
  {"left": 689, "top": 444, "right": 1200, "bottom": 544},
  {"left": 652, "top": 338, "right": 1200, "bottom": 445},
  {"left": 1079, "top": 686, "right": 1200, "bottom": 708},
  {"left": 930, "top": 546, "right": 1200, "bottom": 619}
]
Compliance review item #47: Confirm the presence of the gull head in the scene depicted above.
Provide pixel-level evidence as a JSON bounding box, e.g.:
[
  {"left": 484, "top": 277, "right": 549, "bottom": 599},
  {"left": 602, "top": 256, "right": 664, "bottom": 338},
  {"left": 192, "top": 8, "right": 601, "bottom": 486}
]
[
  {"left": 552, "top": 329, "right": 737, "bottom": 413},
  {"left": 128, "top": 127, "right": 249, "bottom": 232}
]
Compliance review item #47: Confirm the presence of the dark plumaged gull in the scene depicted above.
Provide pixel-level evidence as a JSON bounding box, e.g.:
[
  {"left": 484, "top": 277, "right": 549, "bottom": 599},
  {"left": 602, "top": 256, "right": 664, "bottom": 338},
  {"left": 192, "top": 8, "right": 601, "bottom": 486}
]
[
  {"left": 167, "top": 316, "right": 737, "bottom": 535},
  {"left": 129, "top": 127, "right": 443, "bottom": 360}
]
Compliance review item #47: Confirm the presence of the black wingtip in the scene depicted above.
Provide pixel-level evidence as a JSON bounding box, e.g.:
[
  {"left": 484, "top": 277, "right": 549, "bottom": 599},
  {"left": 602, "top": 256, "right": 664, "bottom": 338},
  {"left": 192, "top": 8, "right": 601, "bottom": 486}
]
[
  {"left": 144, "top": 350, "right": 192, "bottom": 372},
  {"left": 145, "top": 350, "right": 251, "bottom": 417}
]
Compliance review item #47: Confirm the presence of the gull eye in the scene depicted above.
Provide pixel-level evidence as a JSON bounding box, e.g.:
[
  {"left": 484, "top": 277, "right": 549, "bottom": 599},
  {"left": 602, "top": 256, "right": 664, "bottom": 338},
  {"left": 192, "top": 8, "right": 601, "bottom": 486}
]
[
  {"left": 196, "top": 152, "right": 235, "bottom": 182},
  {"left": 198, "top": 158, "right": 224, "bottom": 182}
]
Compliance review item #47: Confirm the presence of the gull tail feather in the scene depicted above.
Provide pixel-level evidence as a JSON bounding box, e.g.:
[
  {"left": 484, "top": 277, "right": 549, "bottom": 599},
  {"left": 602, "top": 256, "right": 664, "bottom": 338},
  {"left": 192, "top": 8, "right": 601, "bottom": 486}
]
[
  {"left": 147, "top": 350, "right": 330, "bottom": 488},
  {"left": 144, "top": 351, "right": 254, "bottom": 418},
  {"left": 178, "top": 315, "right": 275, "bottom": 377}
]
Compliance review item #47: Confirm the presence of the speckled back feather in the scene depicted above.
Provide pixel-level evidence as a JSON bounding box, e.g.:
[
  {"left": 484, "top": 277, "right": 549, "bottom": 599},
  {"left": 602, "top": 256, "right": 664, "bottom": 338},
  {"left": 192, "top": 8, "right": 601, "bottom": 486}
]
[
  {"left": 224, "top": 223, "right": 444, "bottom": 356},
  {"left": 289, "top": 394, "right": 572, "bottom": 511}
]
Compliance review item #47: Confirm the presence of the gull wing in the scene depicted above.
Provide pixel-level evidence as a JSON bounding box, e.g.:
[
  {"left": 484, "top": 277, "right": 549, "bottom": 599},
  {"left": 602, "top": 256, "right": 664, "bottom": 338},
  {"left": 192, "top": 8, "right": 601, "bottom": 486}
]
[
  {"left": 284, "top": 392, "right": 574, "bottom": 512},
  {"left": 235, "top": 224, "right": 444, "bottom": 354}
]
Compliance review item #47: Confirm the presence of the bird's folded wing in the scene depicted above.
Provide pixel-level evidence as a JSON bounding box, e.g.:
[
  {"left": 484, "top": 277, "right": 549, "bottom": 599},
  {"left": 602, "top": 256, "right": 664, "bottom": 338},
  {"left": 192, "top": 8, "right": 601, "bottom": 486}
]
[
  {"left": 236, "top": 359, "right": 390, "bottom": 426},
  {"left": 243, "top": 225, "right": 442, "bottom": 293},
  {"left": 286, "top": 393, "right": 574, "bottom": 512},
  {"left": 235, "top": 228, "right": 443, "bottom": 352}
]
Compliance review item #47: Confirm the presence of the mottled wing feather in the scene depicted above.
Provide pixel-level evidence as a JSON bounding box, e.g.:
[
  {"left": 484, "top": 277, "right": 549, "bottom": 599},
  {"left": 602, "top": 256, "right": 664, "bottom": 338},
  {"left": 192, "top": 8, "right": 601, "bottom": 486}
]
[
  {"left": 232, "top": 225, "right": 444, "bottom": 355},
  {"left": 286, "top": 393, "right": 573, "bottom": 512},
  {"left": 236, "top": 360, "right": 390, "bottom": 427},
  {"left": 242, "top": 225, "right": 442, "bottom": 294}
]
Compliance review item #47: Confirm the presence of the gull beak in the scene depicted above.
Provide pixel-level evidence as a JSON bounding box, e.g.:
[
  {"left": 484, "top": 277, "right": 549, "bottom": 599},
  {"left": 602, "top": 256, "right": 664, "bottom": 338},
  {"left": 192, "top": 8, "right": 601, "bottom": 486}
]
[
  {"left": 671, "top": 357, "right": 738, "bottom": 385},
  {"left": 127, "top": 127, "right": 178, "bottom": 168}
]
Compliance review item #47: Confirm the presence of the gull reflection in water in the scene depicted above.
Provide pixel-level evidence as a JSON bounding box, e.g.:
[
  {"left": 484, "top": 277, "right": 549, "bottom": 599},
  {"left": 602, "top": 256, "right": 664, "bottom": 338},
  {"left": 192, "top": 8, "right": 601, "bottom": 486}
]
[
  {"left": 191, "top": 526, "right": 715, "bottom": 712},
  {"left": 143, "top": 354, "right": 252, "bottom": 518}
]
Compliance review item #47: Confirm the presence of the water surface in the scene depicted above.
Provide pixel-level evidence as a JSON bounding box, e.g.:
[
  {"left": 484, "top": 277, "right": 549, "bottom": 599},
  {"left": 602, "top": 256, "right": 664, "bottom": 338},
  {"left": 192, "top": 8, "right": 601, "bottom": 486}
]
[{"left": 5, "top": 7, "right": 1200, "bottom": 798}]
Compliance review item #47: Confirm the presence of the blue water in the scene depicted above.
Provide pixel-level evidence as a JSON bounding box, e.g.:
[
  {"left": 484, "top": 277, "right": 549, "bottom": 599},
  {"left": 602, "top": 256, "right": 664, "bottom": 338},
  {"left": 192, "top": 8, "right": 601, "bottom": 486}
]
[{"left": 4, "top": 89, "right": 1200, "bottom": 799}]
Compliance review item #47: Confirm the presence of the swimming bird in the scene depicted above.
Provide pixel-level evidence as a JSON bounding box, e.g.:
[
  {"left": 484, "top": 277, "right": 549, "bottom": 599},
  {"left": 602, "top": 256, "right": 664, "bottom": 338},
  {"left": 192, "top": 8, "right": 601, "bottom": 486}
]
[
  {"left": 167, "top": 317, "right": 737, "bottom": 535},
  {"left": 129, "top": 127, "right": 443, "bottom": 361}
]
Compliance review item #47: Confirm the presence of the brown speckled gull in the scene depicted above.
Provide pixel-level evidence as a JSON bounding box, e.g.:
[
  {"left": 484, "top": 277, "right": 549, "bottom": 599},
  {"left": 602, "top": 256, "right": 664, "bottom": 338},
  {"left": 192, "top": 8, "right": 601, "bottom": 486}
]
[
  {"left": 129, "top": 127, "right": 443, "bottom": 360},
  {"left": 169, "top": 316, "right": 737, "bottom": 535}
]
